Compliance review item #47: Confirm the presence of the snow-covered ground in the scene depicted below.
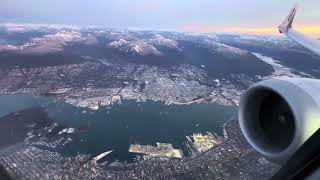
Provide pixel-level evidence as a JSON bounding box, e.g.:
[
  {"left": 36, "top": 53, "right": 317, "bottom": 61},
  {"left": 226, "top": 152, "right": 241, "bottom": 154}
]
[
  {"left": 0, "top": 31, "right": 97, "bottom": 54},
  {"left": 252, "top": 53, "right": 314, "bottom": 79}
]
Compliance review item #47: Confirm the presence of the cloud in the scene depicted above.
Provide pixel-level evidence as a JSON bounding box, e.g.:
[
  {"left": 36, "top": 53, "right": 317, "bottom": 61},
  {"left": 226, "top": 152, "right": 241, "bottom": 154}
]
[
  {"left": 183, "top": 25, "right": 320, "bottom": 36},
  {"left": 1, "top": 23, "right": 81, "bottom": 32},
  {"left": 295, "top": 25, "right": 320, "bottom": 36},
  {"left": 182, "top": 25, "right": 278, "bottom": 35}
]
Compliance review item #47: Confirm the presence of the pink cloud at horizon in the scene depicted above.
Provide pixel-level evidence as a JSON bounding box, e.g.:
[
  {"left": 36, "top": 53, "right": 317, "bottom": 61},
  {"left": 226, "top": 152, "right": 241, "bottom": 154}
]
[{"left": 182, "top": 25, "right": 320, "bottom": 36}]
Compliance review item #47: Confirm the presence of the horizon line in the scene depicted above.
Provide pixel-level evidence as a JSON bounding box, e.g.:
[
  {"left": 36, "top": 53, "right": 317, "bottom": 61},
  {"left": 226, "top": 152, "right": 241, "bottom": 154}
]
[{"left": 0, "top": 22, "right": 319, "bottom": 37}]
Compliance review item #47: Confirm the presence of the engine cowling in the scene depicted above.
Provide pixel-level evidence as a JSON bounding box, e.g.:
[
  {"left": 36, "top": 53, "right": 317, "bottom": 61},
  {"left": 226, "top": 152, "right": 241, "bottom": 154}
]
[{"left": 239, "top": 78, "right": 320, "bottom": 163}]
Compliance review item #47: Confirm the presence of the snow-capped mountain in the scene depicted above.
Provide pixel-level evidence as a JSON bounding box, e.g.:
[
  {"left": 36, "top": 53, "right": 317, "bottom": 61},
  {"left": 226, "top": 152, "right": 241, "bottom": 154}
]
[
  {"left": 0, "top": 23, "right": 319, "bottom": 78},
  {"left": 147, "top": 34, "right": 182, "bottom": 52},
  {"left": 107, "top": 39, "right": 162, "bottom": 56},
  {"left": 0, "top": 30, "right": 97, "bottom": 54}
]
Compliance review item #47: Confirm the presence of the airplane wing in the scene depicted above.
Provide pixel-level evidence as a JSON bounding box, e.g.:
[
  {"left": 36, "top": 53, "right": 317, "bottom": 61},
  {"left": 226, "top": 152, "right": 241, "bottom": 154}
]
[{"left": 278, "top": 4, "right": 320, "bottom": 57}]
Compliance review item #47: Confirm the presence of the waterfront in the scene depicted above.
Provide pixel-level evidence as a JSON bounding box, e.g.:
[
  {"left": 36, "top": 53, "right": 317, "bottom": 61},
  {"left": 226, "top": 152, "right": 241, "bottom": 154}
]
[{"left": 0, "top": 94, "right": 237, "bottom": 162}]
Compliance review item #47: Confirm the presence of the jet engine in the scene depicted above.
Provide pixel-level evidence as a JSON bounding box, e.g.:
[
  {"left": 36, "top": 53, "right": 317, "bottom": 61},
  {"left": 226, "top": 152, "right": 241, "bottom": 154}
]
[{"left": 239, "top": 78, "right": 320, "bottom": 163}]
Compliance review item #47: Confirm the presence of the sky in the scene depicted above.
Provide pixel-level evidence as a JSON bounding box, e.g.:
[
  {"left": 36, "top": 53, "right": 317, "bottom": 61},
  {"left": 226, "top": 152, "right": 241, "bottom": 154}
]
[{"left": 1, "top": 0, "right": 319, "bottom": 35}]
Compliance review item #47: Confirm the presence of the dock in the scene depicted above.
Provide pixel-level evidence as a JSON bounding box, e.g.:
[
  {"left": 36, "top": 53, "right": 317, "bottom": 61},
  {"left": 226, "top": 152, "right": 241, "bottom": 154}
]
[{"left": 129, "top": 143, "right": 183, "bottom": 158}]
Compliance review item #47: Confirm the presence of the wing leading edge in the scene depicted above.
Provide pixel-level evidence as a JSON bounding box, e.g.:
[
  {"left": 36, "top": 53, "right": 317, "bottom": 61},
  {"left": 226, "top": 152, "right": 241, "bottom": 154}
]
[{"left": 278, "top": 4, "right": 320, "bottom": 57}]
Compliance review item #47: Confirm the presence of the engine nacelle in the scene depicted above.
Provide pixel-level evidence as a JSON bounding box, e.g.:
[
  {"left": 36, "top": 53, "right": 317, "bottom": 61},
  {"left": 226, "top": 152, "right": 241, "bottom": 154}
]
[{"left": 239, "top": 78, "right": 320, "bottom": 163}]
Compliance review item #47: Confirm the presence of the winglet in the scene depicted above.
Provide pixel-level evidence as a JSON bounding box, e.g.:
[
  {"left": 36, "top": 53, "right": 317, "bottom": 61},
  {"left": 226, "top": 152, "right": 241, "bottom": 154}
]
[
  {"left": 277, "top": 3, "right": 320, "bottom": 57},
  {"left": 278, "top": 3, "right": 299, "bottom": 33}
]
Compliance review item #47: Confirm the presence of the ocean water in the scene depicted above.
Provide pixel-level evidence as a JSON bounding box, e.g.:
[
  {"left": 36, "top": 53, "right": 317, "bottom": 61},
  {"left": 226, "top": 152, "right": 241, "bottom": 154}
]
[{"left": 0, "top": 94, "right": 238, "bottom": 162}]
